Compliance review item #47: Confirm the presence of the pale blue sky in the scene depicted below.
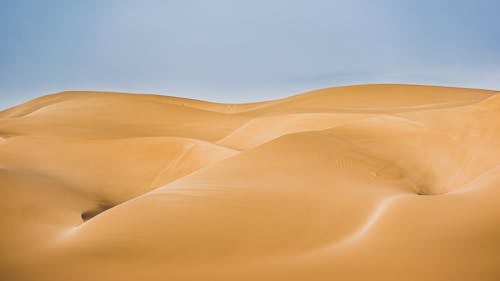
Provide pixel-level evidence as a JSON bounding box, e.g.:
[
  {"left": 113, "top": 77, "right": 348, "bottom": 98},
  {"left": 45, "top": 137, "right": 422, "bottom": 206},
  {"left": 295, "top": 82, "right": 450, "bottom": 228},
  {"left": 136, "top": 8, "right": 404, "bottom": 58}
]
[{"left": 1, "top": 0, "right": 499, "bottom": 109}]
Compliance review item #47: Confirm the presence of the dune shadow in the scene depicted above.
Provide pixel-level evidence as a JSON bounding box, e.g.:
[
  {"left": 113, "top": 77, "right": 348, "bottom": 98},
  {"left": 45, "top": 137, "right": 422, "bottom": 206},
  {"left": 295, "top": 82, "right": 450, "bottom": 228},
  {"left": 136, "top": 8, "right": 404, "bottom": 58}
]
[{"left": 81, "top": 201, "right": 115, "bottom": 222}]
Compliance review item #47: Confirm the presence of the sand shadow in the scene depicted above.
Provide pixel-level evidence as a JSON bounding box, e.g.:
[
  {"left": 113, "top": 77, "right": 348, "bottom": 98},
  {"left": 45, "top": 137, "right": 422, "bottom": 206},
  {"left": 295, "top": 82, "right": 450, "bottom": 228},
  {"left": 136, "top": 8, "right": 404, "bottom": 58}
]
[{"left": 81, "top": 201, "right": 115, "bottom": 222}]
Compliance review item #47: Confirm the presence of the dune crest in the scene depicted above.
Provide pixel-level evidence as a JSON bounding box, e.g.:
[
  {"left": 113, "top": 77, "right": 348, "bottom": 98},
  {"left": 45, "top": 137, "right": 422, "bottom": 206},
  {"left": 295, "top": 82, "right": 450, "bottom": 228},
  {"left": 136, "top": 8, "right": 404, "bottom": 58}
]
[{"left": 1, "top": 84, "right": 499, "bottom": 281}]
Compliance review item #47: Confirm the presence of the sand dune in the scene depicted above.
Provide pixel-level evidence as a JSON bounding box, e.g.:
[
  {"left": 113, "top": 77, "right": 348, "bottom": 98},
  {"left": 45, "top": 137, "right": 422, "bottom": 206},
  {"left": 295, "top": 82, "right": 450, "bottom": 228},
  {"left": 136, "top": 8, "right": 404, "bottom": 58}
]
[{"left": 0, "top": 84, "right": 499, "bottom": 280}]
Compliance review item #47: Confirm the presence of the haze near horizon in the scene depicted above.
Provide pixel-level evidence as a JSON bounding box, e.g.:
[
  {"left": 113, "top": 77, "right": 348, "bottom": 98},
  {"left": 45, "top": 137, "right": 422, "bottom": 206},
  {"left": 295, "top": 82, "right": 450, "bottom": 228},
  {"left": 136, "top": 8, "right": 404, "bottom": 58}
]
[{"left": 1, "top": 0, "right": 500, "bottom": 109}]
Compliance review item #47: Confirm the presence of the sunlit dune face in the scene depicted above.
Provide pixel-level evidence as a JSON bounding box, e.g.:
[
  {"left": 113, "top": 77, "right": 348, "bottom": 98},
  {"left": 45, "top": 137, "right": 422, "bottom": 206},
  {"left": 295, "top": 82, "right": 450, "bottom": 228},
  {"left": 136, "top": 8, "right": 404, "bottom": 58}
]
[{"left": 1, "top": 84, "right": 499, "bottom": 281}]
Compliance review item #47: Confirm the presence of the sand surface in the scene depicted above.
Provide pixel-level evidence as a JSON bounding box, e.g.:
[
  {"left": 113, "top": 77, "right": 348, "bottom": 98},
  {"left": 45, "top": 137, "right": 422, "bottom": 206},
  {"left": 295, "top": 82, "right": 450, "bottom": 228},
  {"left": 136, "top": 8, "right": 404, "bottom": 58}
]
[{"left": 1, "top": 84, "right": 499, "bottom": 280}]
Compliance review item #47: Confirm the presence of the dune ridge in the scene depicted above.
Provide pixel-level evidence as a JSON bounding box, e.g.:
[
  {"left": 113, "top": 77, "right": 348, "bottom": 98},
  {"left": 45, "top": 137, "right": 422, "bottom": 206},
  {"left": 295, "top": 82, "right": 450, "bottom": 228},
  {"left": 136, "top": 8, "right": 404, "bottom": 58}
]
[{"left": 1, "top": 84, "right": 499, "bottom": 280}]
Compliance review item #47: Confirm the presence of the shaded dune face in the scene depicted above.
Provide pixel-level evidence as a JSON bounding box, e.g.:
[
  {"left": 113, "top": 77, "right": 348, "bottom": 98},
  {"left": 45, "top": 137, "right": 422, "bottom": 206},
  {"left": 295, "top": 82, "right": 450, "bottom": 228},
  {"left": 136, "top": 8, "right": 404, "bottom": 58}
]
[
  {"left": 81, "top": 201, "right": 116, "bottom": 222},
  {"left": 0, "top": 84, "right": 499, "bottom": 281}
]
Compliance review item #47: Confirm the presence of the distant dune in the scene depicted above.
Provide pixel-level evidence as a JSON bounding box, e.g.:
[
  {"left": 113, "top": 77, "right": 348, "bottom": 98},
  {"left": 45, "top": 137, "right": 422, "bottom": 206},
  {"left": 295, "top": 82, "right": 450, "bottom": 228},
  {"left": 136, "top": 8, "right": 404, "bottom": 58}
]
[{"left": 1, "top": 84, "right": 499, "bottom": 280}]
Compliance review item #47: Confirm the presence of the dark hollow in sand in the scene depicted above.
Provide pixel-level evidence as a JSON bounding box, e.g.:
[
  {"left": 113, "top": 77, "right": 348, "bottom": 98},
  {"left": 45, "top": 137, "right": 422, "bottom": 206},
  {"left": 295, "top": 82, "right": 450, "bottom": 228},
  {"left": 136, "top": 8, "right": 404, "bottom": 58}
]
[{"left": 81, "top": 201, "right": 115, "bottom": 222}]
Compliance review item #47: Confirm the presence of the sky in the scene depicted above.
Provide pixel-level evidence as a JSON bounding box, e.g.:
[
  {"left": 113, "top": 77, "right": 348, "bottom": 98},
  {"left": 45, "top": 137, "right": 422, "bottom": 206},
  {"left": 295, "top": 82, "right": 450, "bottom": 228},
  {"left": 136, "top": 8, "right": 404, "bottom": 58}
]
[{"left": 1, "top": 0, "right": 499, "bottom": 109}]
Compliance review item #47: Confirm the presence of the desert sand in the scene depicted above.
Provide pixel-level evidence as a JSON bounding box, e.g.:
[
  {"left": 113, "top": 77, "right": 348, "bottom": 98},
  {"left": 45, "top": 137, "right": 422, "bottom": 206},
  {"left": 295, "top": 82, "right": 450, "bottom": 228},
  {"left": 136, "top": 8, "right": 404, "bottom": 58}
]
[{"left": 1, "top": 84, "right": 499, "bottom": 280}]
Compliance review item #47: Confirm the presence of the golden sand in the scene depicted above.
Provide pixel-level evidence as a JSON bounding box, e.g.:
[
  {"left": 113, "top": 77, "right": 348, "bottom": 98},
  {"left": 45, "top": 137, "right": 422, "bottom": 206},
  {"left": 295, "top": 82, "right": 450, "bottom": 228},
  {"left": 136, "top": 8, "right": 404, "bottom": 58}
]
[{"left": 1, "top": 84, "right": 499, "bottom": 280}]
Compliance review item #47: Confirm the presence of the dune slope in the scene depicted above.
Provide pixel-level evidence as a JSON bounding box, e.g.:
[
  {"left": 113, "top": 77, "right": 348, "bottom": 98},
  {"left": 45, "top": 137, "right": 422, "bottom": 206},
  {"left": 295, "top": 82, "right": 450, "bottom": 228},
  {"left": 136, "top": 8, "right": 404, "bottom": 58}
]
[{"left": 0, "top": 84, "right": 499, "bottom": 280}]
